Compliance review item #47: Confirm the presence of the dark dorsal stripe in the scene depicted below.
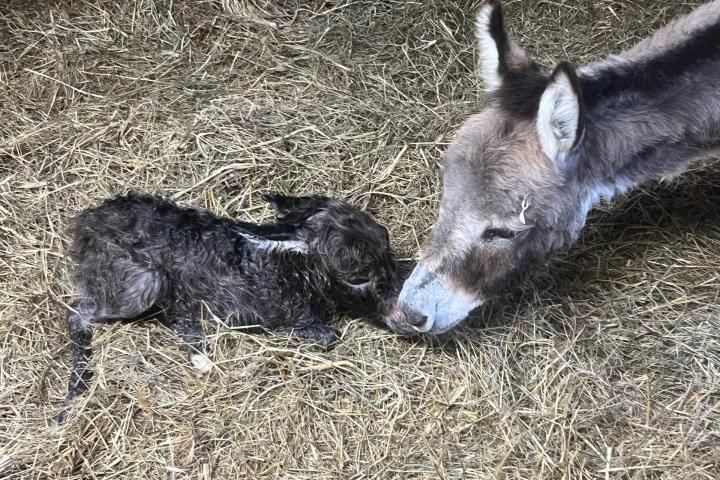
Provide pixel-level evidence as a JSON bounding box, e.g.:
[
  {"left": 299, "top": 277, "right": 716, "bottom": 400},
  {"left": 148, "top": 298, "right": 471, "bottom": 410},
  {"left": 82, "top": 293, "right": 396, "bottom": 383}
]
[
  {"left": 497, "top": 18, "right": 720, "bottom": 119},
  {"left": 582, "top": 18, "right": 720, "bottom": 107}
]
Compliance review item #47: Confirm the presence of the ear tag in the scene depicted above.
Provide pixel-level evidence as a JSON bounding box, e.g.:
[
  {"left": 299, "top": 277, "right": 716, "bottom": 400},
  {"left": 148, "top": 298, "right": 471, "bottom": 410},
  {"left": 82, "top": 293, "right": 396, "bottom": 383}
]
[{"left": 519, "top": 196, "right": 530, "bottom": 225}]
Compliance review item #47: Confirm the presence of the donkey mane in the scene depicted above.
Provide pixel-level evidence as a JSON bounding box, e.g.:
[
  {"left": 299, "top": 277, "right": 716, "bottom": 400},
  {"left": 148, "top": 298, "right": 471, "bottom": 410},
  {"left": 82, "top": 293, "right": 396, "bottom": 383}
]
[
  {"left": 496, "top": 13, "right": 720, "bottom": 120},
  {"left": 583, "top": 20, "right": 720, "bottom": 104},
  {"left": 497, "top": 70, "right": 547, "bottom": 119}
]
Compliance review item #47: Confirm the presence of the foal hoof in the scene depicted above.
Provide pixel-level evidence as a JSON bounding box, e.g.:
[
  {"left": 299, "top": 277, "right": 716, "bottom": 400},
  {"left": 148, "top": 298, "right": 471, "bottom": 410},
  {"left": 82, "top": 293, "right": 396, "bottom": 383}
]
[
  {"left": 53, "top": 408, "right": 69, "bottom": 425},
  {"left": 304, "top": 325, "right": 340, "bottom": 349},
  {"left": 190, "top": 353, "right": 213, "bottom": 374}
]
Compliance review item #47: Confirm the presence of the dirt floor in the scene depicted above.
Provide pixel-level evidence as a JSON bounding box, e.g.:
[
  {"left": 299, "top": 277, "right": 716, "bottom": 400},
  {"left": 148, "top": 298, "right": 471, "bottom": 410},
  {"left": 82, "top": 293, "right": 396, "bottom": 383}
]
[{"left": 1, "top": 0, "right": 719, "bottom": 478}]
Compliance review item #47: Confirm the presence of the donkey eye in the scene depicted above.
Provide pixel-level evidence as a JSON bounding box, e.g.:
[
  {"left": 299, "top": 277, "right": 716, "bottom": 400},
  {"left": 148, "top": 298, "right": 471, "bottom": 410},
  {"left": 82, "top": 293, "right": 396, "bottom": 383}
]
[{"left": 483, "top": 228, "right": 517, "bottom": 241}]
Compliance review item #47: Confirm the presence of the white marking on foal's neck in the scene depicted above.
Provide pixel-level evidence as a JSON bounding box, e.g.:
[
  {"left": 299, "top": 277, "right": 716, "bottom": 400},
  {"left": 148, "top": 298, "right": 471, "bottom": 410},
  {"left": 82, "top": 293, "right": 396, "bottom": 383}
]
[{"left": 239, "top": 233, "right": 308, "bottom": 254}]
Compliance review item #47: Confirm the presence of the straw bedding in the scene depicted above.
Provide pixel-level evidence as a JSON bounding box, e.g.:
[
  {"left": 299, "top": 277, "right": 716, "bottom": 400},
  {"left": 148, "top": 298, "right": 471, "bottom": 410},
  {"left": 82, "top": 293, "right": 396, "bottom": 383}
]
[{"left": 1, "top": 0, "right": 718, "bottom": 478}]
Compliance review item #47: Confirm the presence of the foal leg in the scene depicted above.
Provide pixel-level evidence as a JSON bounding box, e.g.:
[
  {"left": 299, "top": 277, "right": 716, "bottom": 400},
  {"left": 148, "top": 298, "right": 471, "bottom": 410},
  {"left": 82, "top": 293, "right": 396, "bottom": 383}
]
[
  {"left": 272, "top": 306, "right": 338, "bottom": 349},
  {"left": 157, "top": 306, "right": 211, "bottom": 374},
  {"left": 174, "top": 319, "right": 211, "bottom": 374},
  {"left": 53, "top": 299, "right": 96, "bottom": 424},
  {"left": 274, "top": 324, "right": 339, "bottom": 349},
  {"left": 54, "top": 268, "right": 165, "bottom": 424}
]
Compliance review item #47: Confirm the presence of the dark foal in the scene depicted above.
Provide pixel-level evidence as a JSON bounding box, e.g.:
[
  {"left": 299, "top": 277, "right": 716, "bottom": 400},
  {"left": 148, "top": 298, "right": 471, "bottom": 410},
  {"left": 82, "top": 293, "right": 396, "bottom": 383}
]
[{"left": 56, "top": 192, "right": 400, "bottom": 422}]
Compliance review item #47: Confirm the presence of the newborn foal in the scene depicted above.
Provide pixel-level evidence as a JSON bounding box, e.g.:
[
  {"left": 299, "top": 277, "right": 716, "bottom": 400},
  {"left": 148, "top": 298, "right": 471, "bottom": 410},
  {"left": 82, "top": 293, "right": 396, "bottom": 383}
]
[{"left": 56, "top": 192, "right": 399, "bottom": 422}]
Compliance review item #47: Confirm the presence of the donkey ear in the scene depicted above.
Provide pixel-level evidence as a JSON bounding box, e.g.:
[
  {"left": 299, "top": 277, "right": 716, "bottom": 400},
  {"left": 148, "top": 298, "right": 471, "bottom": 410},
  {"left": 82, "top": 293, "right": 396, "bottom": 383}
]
[
  {"left": 536, "top": 62, "right": 585, "bottom": 166},
  {"left": 475, "top": 0, "right": 533, "bottom": 92}
]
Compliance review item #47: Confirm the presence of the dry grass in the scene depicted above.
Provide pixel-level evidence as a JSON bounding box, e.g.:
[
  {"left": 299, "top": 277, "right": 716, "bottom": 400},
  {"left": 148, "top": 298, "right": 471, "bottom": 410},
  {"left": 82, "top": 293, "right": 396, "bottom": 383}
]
[{"left": 1, "top": 0, "right": 719, "bottom": 478}]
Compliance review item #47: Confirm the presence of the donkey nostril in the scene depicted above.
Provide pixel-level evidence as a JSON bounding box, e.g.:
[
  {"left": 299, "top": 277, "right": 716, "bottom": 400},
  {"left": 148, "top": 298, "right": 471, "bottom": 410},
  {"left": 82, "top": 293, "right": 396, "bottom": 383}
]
[
  {"left": 390, "top": 302, "right": 434, "bottom": 334},
  {"left": 408, "top": 314, "right": 433, "bottom": 333},
  {"left": 409, "top": 315, "right": 427, "bottom": 327}
]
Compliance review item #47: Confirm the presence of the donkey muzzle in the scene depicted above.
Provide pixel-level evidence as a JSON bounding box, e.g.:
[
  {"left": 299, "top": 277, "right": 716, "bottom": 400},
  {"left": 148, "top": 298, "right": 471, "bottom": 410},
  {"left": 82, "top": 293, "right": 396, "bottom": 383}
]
[{"left": 394, "top": 263, "right": 480, "bottom": 335}]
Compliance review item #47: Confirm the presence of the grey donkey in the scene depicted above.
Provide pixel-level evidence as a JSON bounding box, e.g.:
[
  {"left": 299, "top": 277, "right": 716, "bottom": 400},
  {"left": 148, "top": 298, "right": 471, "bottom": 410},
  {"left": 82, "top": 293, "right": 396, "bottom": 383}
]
[
  {"left": 55, "top": 192, "right": 400, "bottom": 423},
  {"left": 389, "top": 0, "right": 720, "bottom": 334}
]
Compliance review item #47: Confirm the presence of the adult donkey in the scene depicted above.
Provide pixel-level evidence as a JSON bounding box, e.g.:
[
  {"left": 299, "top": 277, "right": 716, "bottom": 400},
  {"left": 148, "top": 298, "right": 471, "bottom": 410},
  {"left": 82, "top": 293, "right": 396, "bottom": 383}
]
[{"left": 388, "top": 0, "right": 720, "bottom": 335}]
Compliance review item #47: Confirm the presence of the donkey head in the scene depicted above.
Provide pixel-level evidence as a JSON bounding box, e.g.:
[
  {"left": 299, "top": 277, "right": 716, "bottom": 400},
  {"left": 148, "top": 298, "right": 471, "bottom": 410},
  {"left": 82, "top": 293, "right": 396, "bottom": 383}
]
[{"left": 389, "top": 0, "right": 592, "bottom": 335}]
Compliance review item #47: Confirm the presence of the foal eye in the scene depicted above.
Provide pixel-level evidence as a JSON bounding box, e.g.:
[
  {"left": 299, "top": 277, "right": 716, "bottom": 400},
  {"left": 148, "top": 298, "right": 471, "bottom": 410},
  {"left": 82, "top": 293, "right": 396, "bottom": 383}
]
[{"left": 482, "top": 228, "right": 517, "bottom": 241}]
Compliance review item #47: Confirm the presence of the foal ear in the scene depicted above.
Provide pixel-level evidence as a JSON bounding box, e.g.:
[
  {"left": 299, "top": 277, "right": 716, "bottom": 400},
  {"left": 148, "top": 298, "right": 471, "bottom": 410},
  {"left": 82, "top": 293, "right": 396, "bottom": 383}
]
[
  {"left": 475, "top": 0, "right": 534, "bottom": 92},
  {"left": 264, "top": 193, "right": 327, "bottom": 213},
  {"left": 263, "top": 193, "right": 329, "bottom": 223},
  {"left": 536, "top": 62, "right": 585, "bottom": 167},
  {"left": 264, "top": 193, "right": 300, "bottom": 213}
]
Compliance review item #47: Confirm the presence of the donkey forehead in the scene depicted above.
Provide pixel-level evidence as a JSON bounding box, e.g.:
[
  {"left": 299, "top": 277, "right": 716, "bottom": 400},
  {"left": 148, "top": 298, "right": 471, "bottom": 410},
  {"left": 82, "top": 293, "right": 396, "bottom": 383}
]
[
  {"left": 448, "top": 111, "right": 550, "bottom": 170},
  {"left": 442, "top": 112, "right": 554, "bottom": 207}
]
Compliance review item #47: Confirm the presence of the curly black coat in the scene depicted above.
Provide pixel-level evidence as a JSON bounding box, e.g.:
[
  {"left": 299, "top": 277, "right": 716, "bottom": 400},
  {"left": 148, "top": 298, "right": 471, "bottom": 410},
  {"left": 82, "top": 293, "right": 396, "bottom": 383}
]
[{"left": 56, "top": 192, "right": 400, "bottom": 422}]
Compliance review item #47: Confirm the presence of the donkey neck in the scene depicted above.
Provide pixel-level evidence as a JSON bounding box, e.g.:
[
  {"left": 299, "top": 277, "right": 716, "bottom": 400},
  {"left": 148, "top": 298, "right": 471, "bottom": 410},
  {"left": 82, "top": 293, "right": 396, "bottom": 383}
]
[{"left": 573, "top": 20, "right": 720, "bottom": 202}]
